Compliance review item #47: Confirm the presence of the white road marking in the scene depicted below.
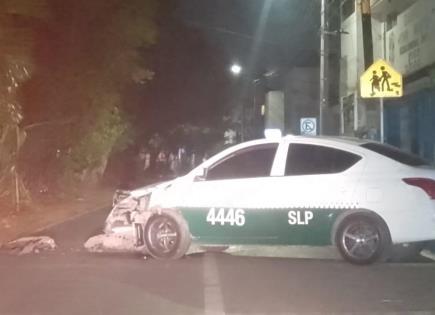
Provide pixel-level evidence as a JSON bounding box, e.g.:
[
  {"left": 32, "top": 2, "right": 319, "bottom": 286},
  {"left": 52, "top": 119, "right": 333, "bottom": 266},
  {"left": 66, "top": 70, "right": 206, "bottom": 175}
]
[{"left": 203, "top": 253, "right": 225, "bottom": 315}]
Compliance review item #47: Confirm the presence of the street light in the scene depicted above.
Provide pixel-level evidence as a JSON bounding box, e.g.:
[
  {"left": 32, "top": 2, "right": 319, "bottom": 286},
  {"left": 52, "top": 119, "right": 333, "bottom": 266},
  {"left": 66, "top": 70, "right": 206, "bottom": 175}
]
[{"left": 230, "top": 63, "right": 242, "bottom": 76}]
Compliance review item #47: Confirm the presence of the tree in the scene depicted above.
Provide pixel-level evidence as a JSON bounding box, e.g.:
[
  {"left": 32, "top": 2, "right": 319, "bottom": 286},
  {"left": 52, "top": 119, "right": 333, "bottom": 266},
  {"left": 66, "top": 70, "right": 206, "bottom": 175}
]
[
  {"left": 18, "top": 0, "right": 158, "bottom": 190},
  {"left": 0, "top": 0, "right": 50, "bottom": 208}
]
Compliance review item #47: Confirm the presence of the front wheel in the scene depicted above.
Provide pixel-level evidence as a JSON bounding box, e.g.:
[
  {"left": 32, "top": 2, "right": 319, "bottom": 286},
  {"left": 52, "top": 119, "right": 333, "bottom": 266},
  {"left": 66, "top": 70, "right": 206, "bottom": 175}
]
[
  {"left": 144, "top": 210, "right": 191, "bottom": 260},
  {"left": 336, "top": 215, "right": 390, "bottom": 265}
]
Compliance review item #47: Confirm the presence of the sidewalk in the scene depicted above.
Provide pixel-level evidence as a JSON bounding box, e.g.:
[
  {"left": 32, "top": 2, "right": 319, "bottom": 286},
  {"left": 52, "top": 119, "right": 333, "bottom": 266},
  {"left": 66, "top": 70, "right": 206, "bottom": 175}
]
[{"left": 0, "top": 187, "right": 114, "bottom": 246}]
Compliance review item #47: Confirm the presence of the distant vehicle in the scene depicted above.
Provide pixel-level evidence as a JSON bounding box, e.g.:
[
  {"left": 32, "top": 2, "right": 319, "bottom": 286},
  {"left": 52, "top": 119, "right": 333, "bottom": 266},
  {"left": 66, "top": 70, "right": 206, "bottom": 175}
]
[{"left": 105, "top": 135, "right": 435, "bottom": 264}]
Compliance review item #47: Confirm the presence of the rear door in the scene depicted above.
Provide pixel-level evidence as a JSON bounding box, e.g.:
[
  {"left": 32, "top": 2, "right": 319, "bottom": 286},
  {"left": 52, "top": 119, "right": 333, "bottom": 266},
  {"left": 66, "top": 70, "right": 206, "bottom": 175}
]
[{"left": 264, "top": 141, "right": 365, "bottom": 245}]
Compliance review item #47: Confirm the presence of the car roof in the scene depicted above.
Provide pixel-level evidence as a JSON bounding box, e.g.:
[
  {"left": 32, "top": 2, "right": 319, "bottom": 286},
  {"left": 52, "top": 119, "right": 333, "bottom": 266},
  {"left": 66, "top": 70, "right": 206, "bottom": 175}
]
[
  {"left": 234, "top": 135, "right": 371, "bottom": 150},
  {"left": 282, "top": 134, "right": 370, "bottom": 146}
]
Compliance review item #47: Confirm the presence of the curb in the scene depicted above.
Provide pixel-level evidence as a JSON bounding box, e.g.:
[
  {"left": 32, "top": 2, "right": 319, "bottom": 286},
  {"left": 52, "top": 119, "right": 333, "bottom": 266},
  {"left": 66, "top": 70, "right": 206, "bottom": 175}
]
[
  {"left": 421, "top": 249, "right": 435, "bottom": 262},
  {"left": 33, "top": 203, "right": 111, "bottom": 234}
]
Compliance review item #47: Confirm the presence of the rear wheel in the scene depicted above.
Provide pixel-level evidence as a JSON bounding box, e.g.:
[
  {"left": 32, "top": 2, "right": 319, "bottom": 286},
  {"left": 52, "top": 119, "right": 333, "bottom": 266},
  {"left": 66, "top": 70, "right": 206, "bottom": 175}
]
[
  {"left": 336, "top": 215, "right": 390, "bottom": 265},
  {"left": 144, "top": 211, "right": 191, "bottom": 260}
]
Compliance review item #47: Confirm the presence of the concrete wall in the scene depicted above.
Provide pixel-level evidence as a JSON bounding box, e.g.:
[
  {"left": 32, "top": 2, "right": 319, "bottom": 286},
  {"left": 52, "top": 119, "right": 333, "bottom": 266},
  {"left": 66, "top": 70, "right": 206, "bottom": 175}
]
[
  {"left": 340, "top": 4, "right": 384, "bottom": 98},
  {"left": 283, "top": 67, "right": 319, "bottom": 135},
  {"left": 386, "top": 0, "right": 435, "bottom": 76},
  {"left": 341, "top": 0, "right": 435, "bottom": 98},
  {"left": 339, "top": 0, "right": 435, "bottom": 138}
]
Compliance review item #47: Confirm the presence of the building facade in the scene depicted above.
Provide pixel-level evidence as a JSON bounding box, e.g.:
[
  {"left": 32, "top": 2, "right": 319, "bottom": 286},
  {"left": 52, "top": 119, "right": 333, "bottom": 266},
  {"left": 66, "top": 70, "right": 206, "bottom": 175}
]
[{"left": 340, "top": 0, "right": 435, "bottom": 162}]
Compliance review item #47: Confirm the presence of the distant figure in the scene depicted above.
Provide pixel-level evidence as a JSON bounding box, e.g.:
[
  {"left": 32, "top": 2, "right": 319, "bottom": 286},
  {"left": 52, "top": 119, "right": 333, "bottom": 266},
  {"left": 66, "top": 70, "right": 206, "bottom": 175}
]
[
  {"left": 168, "top": 152, "right": 177, "bottom": 174},
  {"left": 370, "top": 70, "right": 381, "bottom": 96},
  {"left": 155, "top": 150, "right": 168, "bottom": 177},
  {"left": 224, "top": 129, "right": 237, "bottom": 145},
  {"left": 381, "top": 66, "right": 392, "bottom": 91},
  {"left": 144, "top": 152, "right": 151, "bottom": 171},
  {"left": 190, "top": 152, "right": 196, "bottom": 169}
]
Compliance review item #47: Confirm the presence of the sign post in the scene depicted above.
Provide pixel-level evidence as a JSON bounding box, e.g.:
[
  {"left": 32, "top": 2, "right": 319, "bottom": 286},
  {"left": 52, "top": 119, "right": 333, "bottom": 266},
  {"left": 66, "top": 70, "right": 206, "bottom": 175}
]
[
  {"left": 360, "top": 59, "right": 403, "bottom": 142},
  {"left": 380, "top": 97, "right": 384, "bottom": 142}
]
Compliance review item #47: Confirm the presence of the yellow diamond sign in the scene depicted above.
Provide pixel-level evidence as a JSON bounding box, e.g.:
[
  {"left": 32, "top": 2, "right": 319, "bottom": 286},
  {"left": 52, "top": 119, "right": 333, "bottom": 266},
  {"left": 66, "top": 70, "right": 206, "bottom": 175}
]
[{"left": 360, "top": 59, "right": 403, "bottom": 98}]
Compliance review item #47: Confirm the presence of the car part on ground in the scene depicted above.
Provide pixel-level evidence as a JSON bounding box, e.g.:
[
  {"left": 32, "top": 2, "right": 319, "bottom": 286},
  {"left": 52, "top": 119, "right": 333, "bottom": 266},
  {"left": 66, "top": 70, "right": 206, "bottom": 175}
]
[
  {"left": 2, "top": 236, "right": 57, "bottom": 255},
  {"left": 84, "top": 232, "right": 146, "bottom": 254}
]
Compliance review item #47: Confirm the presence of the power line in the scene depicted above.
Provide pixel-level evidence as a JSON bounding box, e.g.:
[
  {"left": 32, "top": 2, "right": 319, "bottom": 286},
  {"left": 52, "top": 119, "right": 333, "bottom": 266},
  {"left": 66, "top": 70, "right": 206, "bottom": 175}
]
[{"left": 183, "top": 20, "right": 280, "bottom": 46}]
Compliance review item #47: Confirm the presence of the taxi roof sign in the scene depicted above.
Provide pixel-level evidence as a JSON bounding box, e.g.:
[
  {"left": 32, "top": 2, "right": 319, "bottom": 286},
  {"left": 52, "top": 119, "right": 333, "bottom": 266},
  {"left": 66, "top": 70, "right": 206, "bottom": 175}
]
[{"left": 360, "top": 59, "right": 403, "bottom": 98}]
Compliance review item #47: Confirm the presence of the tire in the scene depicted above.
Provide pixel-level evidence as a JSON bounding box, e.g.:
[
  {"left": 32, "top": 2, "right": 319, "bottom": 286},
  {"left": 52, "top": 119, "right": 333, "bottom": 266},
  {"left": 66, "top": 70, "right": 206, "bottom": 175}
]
[
  {"left": 144, "top": 210, "right": 191, "bottom": 260},
  {"left": 335, "top": 214, "right": 390, "bottom": 265}
]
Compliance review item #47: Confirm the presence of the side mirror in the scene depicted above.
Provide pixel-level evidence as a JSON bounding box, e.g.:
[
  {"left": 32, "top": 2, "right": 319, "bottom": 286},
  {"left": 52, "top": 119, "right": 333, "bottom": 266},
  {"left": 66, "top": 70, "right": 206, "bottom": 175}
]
[{"left": 193, "top": 168, "right": 207, "bottom": 182}]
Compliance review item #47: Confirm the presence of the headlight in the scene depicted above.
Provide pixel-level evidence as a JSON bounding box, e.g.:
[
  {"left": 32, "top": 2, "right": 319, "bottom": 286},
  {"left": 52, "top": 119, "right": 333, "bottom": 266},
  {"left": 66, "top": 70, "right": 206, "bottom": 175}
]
[
  {"left": 113, "top": 189, "right": 131, "bottom": 206},
  {"left": 136, "top": 194, "right": 151, "bottom": 212}
]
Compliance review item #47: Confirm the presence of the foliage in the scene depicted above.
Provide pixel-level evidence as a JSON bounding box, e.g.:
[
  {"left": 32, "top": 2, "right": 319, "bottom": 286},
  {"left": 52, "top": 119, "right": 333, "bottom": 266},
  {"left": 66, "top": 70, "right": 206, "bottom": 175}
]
[
  {"left": 65, "top": 103, "right": 130, "bottom": 174},
  {"left": 14, "top": 0, "right": 158, "bottom": 189},
  {"left": 167, "top": 123, "right": 218, "bottom": 155},
  {"left": 0, "top": 1, "right": 48, "bottom": 205}
]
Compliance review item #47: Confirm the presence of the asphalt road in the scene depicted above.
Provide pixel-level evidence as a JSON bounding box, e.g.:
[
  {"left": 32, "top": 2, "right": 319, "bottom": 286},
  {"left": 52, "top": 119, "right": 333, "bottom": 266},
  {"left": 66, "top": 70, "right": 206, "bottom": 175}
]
[{"left": 1, "top": 207, "right": 435, "bottom": 314}]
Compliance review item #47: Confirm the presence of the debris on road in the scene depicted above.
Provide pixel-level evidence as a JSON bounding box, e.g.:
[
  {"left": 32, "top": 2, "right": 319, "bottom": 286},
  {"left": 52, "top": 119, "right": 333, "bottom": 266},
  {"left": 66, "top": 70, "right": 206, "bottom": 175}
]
[
  {"left": 84, "top": 233, "right": 145, "bottom": 254},
  {"left": 3, "top": 236, "right": 57, "bottom": 255}
]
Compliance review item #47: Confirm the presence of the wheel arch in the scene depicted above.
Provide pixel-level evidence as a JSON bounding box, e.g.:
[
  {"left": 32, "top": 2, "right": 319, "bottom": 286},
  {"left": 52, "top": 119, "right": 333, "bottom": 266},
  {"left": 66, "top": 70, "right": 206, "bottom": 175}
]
[
  {"left": 145, "top": 207, "right": 191, "bottom": 236},
  {"left": 331, "top": 209, "right": 392, "bottom": 246}
]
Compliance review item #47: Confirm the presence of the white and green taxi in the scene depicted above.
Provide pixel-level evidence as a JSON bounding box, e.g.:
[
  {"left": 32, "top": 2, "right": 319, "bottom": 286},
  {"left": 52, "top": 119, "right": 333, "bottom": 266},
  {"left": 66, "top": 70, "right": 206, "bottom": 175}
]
[{"left": 105, "top": 135, "right": 435, "bottom": 264}]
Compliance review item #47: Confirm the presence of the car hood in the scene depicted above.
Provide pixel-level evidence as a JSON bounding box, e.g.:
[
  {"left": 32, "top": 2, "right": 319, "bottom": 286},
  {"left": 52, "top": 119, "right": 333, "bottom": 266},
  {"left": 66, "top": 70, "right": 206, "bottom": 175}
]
[{"left": 125, "top": 179, "right": 177, "bottom": 199}]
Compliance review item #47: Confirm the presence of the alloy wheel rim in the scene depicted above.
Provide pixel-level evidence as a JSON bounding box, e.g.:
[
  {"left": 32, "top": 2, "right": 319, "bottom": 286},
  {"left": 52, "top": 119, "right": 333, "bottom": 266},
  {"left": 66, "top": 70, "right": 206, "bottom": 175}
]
[
  {"left": 341, "top": 220, "right": 380, "bottom": 260},
  {"left": 147, "top": 217, "right": 179, "bottom": 254}
]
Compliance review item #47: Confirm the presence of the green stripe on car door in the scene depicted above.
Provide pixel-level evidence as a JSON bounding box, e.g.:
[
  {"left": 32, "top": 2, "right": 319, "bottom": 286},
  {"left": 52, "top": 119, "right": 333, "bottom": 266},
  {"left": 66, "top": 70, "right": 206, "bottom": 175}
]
[{"left": 180, "top": 207, "right": 343, "bottom": 246}]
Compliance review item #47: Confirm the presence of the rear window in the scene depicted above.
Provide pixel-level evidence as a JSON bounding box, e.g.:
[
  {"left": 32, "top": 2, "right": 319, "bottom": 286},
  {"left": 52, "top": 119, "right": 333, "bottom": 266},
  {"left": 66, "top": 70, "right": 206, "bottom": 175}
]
[
  {"left": 360, "top": 143, "right": 429, "bottom": 166},
  {"left": 286, "top": 143, "right": 362, "bottom": 176}
]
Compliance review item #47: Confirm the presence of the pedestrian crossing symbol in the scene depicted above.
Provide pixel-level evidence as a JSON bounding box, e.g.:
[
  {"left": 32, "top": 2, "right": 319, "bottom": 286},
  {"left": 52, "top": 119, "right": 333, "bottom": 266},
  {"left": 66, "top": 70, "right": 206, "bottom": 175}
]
[{"left": 360, "top": 59, "right": 402, "bottom": 98}]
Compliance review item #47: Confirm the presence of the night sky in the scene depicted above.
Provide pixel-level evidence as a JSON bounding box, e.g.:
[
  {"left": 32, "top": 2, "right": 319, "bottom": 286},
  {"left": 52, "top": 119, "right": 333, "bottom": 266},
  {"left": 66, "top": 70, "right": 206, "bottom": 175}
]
[
  {"left": 177, "top": 0, "right": 320, "bottom": 75},
  {"left": 133, "top": 0, "right": 321, "bottom": 138}
]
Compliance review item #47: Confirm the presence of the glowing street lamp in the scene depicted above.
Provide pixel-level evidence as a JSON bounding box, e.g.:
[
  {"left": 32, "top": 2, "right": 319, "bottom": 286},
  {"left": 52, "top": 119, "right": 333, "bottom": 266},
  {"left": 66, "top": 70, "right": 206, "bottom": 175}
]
[{"left": 230, "top": 64, "right": 242, "bottom": 76}]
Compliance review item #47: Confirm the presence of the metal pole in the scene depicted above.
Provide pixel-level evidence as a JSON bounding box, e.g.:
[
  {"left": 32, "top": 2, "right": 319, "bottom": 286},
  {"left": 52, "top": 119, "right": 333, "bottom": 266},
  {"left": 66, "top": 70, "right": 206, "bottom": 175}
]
[
  {"left": 253, "top": 81, "right": 256, "bottom": 138},
  {"left": 380, "top": 9, "right": 386, "bottom": 143},
  {"left": 319, "top": 0, "right": 329, "bottom": 135},
  {"left": 340, "top": 97, "right": 344, "bottom": 135},
  {"left": 354, "top": 92, "right": 359, "bottom": 131},
  {"left": 241, "top": 103, "right": 245, "bottom": 142},
  {"left": 380, "top": 97, "right": 384, "bottom": 143},
  {"left": 252, "top": 78, "right": 261, "bottom": 138},
  {"left": 361, "top": 0, "right": 374, "bottom": 69}
]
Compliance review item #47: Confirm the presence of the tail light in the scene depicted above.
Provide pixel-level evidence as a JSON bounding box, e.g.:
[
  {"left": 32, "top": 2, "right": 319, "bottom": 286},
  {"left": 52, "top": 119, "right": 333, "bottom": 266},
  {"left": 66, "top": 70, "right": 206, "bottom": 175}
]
[{"left": 403, "top": 178, "right": 435, "bottom": 199}]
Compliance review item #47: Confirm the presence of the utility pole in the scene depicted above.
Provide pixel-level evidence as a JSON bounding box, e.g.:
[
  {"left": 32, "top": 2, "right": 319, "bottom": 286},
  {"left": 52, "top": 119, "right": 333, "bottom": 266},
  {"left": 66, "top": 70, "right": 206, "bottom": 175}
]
[
  {"left": 319, "top": 0, "right": 329, "bottom": 136},
  {"left": 359, "top": 0, "right": 375, "bottom": 139},
  {"left": 360, "top": 0, "right": 373, "bottom": 70}
]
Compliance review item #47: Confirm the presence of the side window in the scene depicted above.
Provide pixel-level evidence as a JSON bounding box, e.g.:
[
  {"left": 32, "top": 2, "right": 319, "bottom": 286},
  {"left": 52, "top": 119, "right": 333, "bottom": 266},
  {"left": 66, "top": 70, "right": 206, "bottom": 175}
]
[
  {"left": 285, "top": 143, "right": 361, "bottom": 176},
  {"left": 206, "top": 144, "right": 278, "bottom": 181}
]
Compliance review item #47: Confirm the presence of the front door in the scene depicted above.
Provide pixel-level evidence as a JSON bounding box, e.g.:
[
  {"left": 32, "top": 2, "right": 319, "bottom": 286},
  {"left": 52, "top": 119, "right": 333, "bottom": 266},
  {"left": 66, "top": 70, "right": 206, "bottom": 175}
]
[{"left": 179, "top": 143, "right": 280, "bottom": 245}]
